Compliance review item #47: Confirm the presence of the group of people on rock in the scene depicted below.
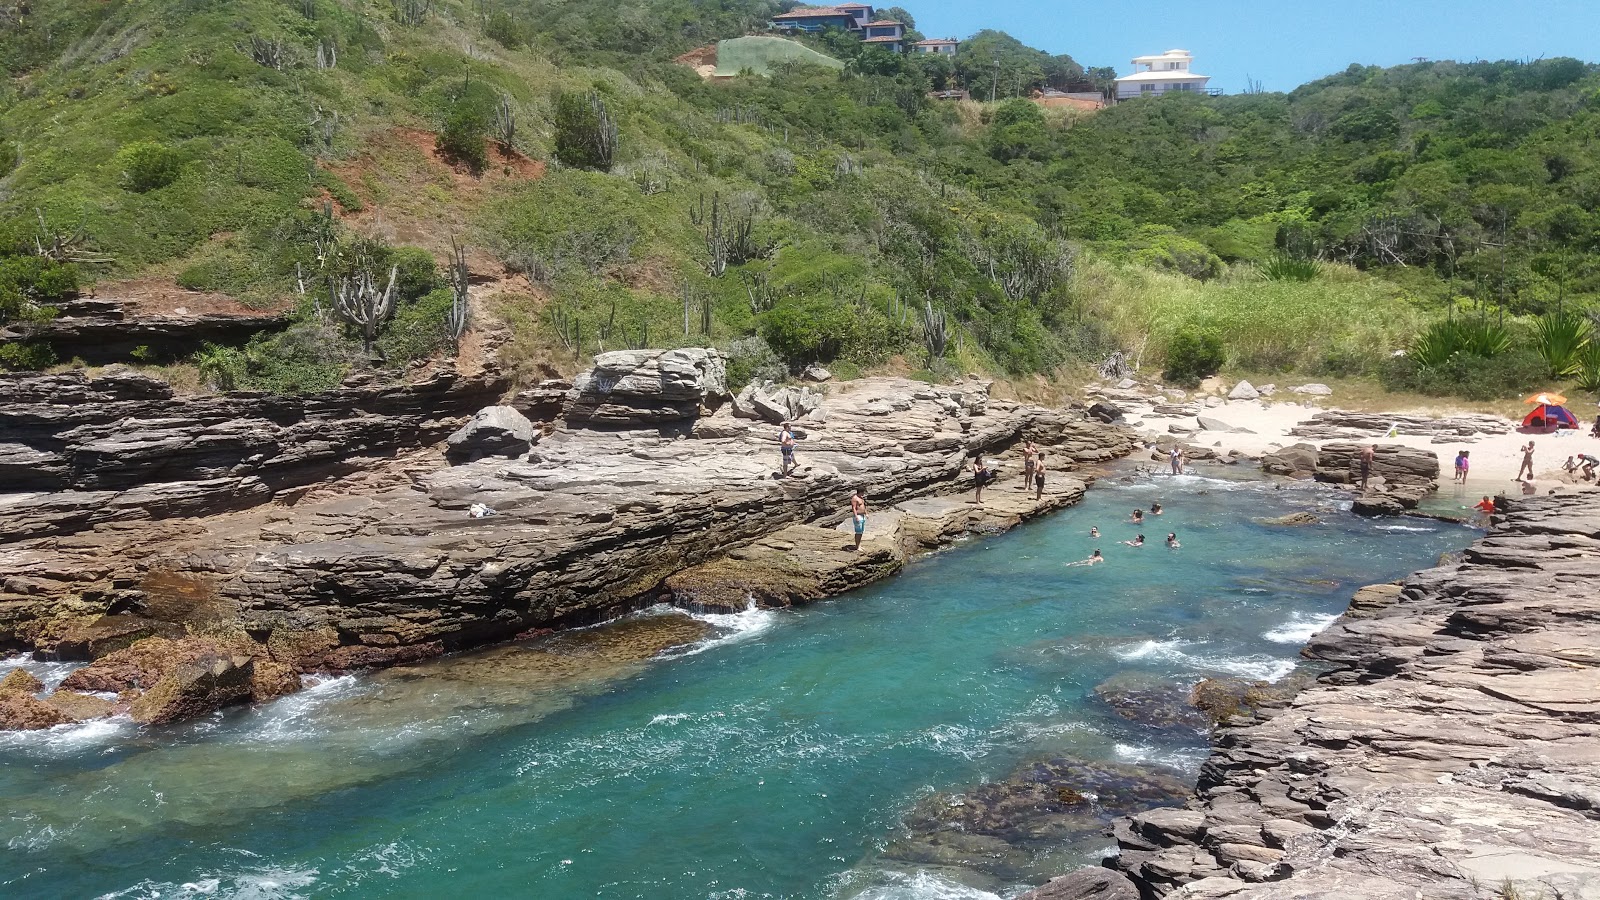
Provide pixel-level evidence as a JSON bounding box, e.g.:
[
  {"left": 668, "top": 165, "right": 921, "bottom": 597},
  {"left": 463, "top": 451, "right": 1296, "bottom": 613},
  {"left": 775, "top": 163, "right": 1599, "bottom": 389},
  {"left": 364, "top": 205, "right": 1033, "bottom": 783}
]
[{"left": 1067, "top": 504, "right": 1178, "bottom": 566}]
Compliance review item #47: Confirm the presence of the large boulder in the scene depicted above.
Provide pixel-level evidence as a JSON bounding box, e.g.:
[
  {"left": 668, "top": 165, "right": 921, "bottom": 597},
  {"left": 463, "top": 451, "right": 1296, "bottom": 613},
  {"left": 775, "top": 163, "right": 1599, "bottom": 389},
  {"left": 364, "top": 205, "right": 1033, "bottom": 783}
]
[
  {"left": 565, "top": 348, "right": 730, "bottom": 426},
  {"left": 446, "top": 406, "right": 537, "bottom": 461},
  {"left": 0, "top": 694, "right": 76, "bottom": 730},
  {"left": 43, "top": 614, "right": 177, "bottom": 661},
  {"left": 509, "top": 379, "right": 571, "bottom": 422},
  {"left": 1088, "top": 401, "right": 1124, "bottom": 424},
  {"left": 1316, "top": 441, "right": 1439, "bottom": 484},
  {"left": 129, "top": 653, "right": 257, "bottom": 726},
  {"left": 0, "top": 667, "right": 43, "bottom": 698},
  {"left": 1227, "top": 380, "right": 1260, "bottom": 401},
  {"left": 1259, "top": 443, "right": 1319, "bottom": 478},
  {"left": 1290, "top": 383, "right": 1332, "bottom": 396},
  {"left": 1019, "top": 868, "right": 1141, "bottom": 900}
]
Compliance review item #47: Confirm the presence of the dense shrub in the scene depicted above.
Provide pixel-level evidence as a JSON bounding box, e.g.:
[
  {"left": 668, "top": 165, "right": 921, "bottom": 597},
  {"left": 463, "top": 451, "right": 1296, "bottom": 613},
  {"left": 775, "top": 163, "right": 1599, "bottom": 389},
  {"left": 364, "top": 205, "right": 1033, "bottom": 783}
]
[
  {"left": 194, "top": 323, "right": 356, "bottom": 394},
  {"left": 437, "top": 105, "right": 490, "bottom": 174},
  {"left": 554, "top": 90, "right": 618, "bottom": 172},
  {"left": 114, "top": 141, "right": 185, "bottom": 192},
  {"left": 721, "top": 335, "right": 786, "bottom": 390},
  {"left": 1162, "top": 327, "right": 1225, "bottom": 385},
  {"left": 0, "top": 341, "right": 56, "bottom": 370},
  {"left": 390, "top": 246, "right": 439, "bottom": 302},
  {"left": 1380, "top": 347, "right": 1548, "bottom": 400},
  {"left": 759, "top": 298, "right": 859, "bottom": 368},
  {"left": 378, "top": 286, "right": 454, "bottom": 362}
]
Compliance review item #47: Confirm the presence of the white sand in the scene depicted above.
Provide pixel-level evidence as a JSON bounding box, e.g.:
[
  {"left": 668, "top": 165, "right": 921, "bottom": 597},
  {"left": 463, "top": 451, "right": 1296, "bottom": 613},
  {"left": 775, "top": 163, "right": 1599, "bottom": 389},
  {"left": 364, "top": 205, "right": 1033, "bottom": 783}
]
[{"left": 1114, "top": 395, "right": 1600, "bottom": 503}]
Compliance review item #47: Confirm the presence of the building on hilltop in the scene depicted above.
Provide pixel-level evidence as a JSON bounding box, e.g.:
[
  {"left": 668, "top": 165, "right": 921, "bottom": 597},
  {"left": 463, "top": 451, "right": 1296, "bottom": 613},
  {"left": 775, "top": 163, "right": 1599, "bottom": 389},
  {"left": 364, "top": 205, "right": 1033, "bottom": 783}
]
[
  {"left": 770, "top": 5, "right": 867, "bottom": 33},
  {"left": 860, "top": 20, "right": 906, "bottom": 52},
  {"left": 913, "top": 37, "right": 958, "bottom": 56},
  {"left": 1114, "top": 49, "right": 1212, "bottom": 100}
]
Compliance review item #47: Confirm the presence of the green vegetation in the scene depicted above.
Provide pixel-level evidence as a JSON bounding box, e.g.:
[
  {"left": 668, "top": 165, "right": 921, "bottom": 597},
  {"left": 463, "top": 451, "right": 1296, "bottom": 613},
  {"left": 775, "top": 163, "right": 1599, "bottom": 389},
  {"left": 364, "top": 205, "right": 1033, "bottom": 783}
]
[{"left": 0, "top": 0, "right": 1596, "bottom": 400}]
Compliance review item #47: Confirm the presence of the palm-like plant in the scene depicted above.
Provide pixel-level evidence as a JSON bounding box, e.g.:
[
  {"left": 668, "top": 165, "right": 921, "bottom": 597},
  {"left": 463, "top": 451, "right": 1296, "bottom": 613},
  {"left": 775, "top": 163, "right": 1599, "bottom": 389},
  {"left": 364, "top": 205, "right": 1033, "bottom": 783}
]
[
  {"left": 1409, "top": 318, "right": 1512, "bottom": 369},
  {"left": 1260, "top": 252, "right": 1319, "bottom": 282},
  {"left": 1574, "top": 342, "right": 1600, "bottom": 394},
  {"left": 1533, "top": 309, "right": 1591, "bottom": 377}
]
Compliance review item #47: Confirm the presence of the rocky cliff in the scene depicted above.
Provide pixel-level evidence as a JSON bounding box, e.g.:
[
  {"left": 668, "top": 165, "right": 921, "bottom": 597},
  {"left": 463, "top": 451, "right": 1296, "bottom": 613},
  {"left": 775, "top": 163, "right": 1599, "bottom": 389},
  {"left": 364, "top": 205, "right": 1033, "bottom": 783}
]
[
  {"left": 1031, "top": 492, "right": 1600, "bottom": 900},
  {"left": 2, "top": 356, "right": 1136, "bottom": 728}
]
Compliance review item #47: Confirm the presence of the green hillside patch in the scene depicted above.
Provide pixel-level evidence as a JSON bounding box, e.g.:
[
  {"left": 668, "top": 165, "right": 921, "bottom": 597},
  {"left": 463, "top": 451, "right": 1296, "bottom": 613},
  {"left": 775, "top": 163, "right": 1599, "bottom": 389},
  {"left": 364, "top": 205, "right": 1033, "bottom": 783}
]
[{"left": 713, "top": 37, "right": 843, "bottom": 78}]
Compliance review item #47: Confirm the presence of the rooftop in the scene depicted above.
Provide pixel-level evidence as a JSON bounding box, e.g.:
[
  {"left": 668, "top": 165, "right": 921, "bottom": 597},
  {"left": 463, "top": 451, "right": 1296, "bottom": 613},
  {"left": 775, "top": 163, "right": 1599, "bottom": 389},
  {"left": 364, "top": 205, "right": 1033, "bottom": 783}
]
[
  {"left": 862, "top": 34, "right": 904, "bottom": 43},
  {"left": 772, "top": 6, "right": 856, "bottom": 19},
  {"left": 862, "top": 19, "right": 903, "bottom": 26},
  {"left": 914, "top": 38, "right": 958, "bottom": 45},
  {"left": 1115, "top": 69, "right": 1209, "bottom": 82}
]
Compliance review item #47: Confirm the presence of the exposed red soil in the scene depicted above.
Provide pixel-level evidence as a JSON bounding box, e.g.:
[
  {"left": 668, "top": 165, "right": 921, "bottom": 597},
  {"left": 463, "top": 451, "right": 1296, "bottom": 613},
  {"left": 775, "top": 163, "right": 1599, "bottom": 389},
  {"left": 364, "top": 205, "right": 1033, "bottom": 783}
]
[{"left": 88, "top": 277, "right": 293, "bottom": 317}]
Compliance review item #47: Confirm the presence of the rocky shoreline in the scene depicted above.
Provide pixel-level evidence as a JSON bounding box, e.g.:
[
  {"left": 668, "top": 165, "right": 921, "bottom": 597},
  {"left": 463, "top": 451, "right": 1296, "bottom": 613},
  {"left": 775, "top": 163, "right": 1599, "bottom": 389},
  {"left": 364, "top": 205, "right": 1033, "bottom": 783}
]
[
  {"left": 0, "top": 352, "right": 1136, "bottom": 729},
  {"left": 1029, "top": 491, "right": 1600, "bottom": 900}
]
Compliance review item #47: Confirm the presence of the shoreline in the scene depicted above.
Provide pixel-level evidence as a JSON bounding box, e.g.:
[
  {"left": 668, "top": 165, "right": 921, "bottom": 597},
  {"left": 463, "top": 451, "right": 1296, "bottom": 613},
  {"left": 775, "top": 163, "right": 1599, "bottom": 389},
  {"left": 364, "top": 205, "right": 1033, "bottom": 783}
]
[{"left": 1030, "top": 490, "right": 1600, "bottom": 900}]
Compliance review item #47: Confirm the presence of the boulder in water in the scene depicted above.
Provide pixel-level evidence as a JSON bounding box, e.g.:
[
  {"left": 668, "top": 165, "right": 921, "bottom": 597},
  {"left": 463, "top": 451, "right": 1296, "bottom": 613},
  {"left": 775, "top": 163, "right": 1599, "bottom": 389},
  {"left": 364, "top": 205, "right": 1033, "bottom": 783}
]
[
  {"left": 0, "top": 667, "right": 43, "bottom": 698},
  {"left": 130, "top": 652, "right": 256, "bottom": 726},
  {"left": 1253, "top": 512, "right": 1320, "bottom": 526},
  {"left": 0, "top": 694, "right": 76, "bottom": 730},
  {"left": 1093, "top": 672, "right": 1212, "bottom": 730}
]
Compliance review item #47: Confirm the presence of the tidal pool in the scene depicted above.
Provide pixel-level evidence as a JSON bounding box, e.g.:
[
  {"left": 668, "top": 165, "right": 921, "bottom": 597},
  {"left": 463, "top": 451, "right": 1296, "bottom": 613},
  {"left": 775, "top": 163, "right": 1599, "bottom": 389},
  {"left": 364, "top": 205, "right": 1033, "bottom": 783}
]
[{"left": 0, "top": 471, "right": 1471, "bottom": 899}]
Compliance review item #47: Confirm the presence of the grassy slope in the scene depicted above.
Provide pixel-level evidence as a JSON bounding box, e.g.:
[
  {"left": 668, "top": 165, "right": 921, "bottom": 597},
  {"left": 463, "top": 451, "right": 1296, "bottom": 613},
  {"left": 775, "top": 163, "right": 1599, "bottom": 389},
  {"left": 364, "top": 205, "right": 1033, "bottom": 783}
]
[{"left": 713, "top": 36, "right": 842, "bottom": 77}]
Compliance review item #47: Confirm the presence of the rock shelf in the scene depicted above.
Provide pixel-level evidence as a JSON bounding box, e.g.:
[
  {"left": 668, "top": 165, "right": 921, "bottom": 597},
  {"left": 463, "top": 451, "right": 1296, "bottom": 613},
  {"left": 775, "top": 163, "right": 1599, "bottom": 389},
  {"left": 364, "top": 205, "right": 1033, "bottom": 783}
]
[
  {"left": 1033, "top": 492, "right": 1600, "bottom": 900},
  {"left": 1, "top": 360, "right": 1135, "bottom": 729}
]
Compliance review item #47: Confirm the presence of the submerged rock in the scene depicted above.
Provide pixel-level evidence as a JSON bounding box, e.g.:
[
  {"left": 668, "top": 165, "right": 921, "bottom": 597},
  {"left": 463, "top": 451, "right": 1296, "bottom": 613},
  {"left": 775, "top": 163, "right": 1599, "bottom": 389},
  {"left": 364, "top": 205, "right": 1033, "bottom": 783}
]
[
  {"left": 1093, "top": 673, "right": 1211, "bottom": 731},
  {"left": 1252, "top": 512, "right": 1320, "bottom": 527}
]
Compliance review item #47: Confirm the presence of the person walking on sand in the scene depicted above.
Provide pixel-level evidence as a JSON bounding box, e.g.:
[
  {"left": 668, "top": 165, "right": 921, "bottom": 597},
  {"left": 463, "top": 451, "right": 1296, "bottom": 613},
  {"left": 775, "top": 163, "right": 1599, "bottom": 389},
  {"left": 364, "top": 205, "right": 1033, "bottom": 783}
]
[
  {"left": 1359, "top": 444, "right": 1376, "bottom": 490},
  {"left": 850, "top": 488, "right": 867, "bottom": 551},
  {"left": 1169, "top": 446, "right": 1184, "bottom": 476},
  {"left": 1458, "top": 450, "right": 1470, "bottom": 484},
  {"left": 1033, "top": 454, "right": 1047, "bottom": 500},
  {"left": 1454, "top": 450, "right": 1468, "bottom": 484},
  {"left": 1516, "top": 441, "right": 1535, "bottom": 482},
  {"left": 1020, "top": 440, "right": 1038, "bottom": 490},
  {"left": 779, "top": 422, "right": 797, "bottom": 477}
]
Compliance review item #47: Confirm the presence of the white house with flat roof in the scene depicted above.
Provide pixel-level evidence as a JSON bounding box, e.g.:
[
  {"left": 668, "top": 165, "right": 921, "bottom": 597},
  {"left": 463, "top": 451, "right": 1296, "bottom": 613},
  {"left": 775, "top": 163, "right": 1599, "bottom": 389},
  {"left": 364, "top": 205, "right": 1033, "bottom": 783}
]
[{"left": 1115, "top": 49, "right": 1210, "bottom": 99}]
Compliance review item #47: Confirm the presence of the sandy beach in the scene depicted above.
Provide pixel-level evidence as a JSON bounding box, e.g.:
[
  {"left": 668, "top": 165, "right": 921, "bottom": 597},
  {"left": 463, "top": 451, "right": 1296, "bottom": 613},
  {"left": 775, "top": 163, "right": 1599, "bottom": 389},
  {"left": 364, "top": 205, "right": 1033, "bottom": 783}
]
[{"left": 1095, "top": 382, "right": 1600, "bottom": 506}]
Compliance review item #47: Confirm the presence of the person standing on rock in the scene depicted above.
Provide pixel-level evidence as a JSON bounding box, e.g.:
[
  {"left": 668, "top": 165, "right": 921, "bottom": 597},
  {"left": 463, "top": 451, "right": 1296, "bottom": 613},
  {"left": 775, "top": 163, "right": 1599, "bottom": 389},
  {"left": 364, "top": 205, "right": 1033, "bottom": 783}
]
[
  {"left": 1516, "top": 441, "right": 1535, "bottom": 482},
  {"left": 1360, "top": 444, "right": 1376, "bottom": 490},
  {"left": 1032, "top": 454, "right": 1047, "bottom": 500},
  {"left": 850, "top": 488, "right": 867, "bottom": 551},
  {"left": 972, "top": 455, "right": 994, "bottom": 505},
  {"left": 1169, "top": 446, "right": 1183, "bottom": 476},
  {"left": 1021, "top": 440, "right": 1038, "bottom": 490},
  {"left": 779, "top": 422, "right": 797, "bottom": 477}
]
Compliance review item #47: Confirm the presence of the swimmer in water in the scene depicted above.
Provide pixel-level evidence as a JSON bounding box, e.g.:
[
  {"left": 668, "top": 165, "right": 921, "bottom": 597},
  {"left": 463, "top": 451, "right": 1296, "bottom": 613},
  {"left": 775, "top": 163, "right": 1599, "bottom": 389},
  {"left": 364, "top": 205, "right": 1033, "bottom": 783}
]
[
  {"left": 1131, "top": 509, "right": 1144, "bottom": 524},
  {"left": 1150, "top": 502, "right": 1163, "bottom": 516},
  {"left": 1121, "top": 534, "right": 1146, "bottom": 547},
  {"left": 1066, "top": 550, "right": 1104, "bottom": 567},
  {"left": 1166, "top": 532, "right": 1180, "bottom": 549},
  {"left": 1089, "top": 527, "right": 1100, "bottom": 538}
]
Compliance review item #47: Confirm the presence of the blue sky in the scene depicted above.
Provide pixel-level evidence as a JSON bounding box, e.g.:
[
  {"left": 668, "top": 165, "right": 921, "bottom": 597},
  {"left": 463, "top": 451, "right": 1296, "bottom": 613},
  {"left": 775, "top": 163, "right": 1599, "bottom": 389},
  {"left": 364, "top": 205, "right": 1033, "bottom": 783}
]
[{"left": 905, "top": 0, "right": 1600, "bottom": 92}]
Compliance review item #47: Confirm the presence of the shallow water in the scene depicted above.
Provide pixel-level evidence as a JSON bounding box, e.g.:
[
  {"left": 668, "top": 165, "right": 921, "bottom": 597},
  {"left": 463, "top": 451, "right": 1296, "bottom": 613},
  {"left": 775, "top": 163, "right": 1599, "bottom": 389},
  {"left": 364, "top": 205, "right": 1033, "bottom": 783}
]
[{"left": 0, "top": 472, "right": 1471, "bottom": 900}]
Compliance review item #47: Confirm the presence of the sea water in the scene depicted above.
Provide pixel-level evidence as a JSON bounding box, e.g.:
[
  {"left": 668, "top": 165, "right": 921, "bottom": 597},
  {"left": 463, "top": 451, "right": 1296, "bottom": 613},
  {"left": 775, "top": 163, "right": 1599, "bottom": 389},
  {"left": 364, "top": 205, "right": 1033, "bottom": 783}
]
[{"left": 0, "top": 471, "right": 1470, "bottom": 900}]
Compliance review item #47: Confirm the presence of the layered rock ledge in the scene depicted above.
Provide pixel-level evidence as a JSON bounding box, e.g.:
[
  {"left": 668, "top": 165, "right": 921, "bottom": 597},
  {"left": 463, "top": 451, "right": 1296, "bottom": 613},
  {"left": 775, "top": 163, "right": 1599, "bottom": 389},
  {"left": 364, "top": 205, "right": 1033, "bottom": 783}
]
[
  {"left": 1036, "top": 493, "right": 1600, "bottom": 900},
  {"left": 2, "top": 359, "right": 1135, "bottom": 728}
]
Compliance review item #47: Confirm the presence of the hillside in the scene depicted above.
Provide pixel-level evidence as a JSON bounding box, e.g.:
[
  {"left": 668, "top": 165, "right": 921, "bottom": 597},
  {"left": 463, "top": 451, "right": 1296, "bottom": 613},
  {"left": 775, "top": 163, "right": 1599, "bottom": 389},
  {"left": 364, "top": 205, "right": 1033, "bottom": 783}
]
[{"left": 0, "top": 1, "right": 1597, "bottom": 402}]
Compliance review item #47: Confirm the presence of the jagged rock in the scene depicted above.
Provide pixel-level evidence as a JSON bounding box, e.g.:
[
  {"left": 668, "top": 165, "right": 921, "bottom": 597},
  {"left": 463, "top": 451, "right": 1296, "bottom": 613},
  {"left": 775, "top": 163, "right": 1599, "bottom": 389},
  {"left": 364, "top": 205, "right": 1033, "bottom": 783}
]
[
  {"left": 1259, "top": 444, "right": 1318, "bottom": 478},
  {"left": 509, "top": 379, "right": 571, "bottom": 422},
  {"left": 1227, "top": 381, "right": 1259, "bottom": 401},
  {"left": 731, "top": 382, "right": 823, "bottom": 424},
  {"left": 44, "top": 689, "right": 116, "bottom": 720},
  {"left": 1289, "top": 383, "right": 1332, "bottom": 396},
  {"left": 0, "top": 694, "right": 76, "bottom": 730},
  {"left": 1252, "top": 512, "right": 1319, "bottom": 526},
  {"left": 0, "top": 667, "right": 43, "bottom": 698},
  {"left": 129, "top": 653, "right": 256, "bottom": 726},
  {"left": 44, "top": 614, "right": 176, "bottom": 661},
  {"left": 1019, "top": 868, "right": 1141, "bottom": 900},
  {"left": 565, "top": 348, "right": 729, "bottom": 426},
  {"left": 802, "top": 364, "right": 832, "bottom": 382},
  {"left": 1088, "top": 402, "right": 1124, "bottom": 424},
  {"left": 446, "top": 406, "right": 537, "bottom": 461}
]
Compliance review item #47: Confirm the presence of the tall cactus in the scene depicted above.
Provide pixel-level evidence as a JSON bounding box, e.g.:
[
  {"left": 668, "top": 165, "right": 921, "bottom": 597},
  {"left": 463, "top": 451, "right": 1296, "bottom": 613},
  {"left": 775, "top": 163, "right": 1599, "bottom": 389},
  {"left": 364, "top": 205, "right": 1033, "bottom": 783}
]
[
  {"left": 332, "top": 264, "right": 398, "bottom": 357},
  {"left": 447, "top": 238, "right": 470, "bottom": 350}
]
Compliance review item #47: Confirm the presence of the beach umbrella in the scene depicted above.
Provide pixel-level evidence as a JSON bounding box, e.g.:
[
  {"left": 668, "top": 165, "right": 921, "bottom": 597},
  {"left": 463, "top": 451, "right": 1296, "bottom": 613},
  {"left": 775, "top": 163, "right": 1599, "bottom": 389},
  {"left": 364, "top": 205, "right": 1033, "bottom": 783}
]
[{"left": 1525, "top": 392, "right": 1568, "bottom": 405}]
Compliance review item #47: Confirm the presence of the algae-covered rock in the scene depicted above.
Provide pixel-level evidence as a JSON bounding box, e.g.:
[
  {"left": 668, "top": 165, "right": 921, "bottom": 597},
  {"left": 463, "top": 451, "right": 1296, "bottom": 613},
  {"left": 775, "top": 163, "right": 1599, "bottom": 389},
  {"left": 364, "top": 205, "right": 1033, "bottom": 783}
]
[{"left": 0, "top": 667, "right": 44, "bottom": 698}]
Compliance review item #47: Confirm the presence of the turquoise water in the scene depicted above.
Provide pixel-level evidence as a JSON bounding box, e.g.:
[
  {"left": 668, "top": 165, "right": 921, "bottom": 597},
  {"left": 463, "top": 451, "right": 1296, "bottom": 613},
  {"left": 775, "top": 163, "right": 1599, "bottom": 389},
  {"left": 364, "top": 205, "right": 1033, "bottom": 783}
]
[{"left": 0, "top": 472, "right": 1471, "bottom": 900}]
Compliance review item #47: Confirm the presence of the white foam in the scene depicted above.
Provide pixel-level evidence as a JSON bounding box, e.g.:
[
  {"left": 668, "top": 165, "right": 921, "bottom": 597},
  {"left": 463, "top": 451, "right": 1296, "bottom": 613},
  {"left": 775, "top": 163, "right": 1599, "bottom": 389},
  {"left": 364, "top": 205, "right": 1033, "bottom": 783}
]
[
  {"left": 1375, "top": 523, "right": 1436, "bottom": 533},
  {"left": 238, "top": 675, "right": 364, "bottom": 743},
  {"left": 97, "top": 867, "right": 319, "bottom": 900},
  {"left": 658, "top": 600, "right": 780, "bottom": 659},
  {"left": 1112, "top": 742, "right": 1207, "bottom": 774},
  {"left": 1, "top": 654, "right": 83, "bottom": 692},
  {"left": 0, "top": 715, "right": 131, "bottom": 756},
  {"left": 1263, "top": 613, "right": 1339, "bottom": 644},
  {"left": 841, "top": 870, "right": 1005, "bottom": 900},
  {"left": 1114, "top": 639, "right": 1297, "bottom": 682}
]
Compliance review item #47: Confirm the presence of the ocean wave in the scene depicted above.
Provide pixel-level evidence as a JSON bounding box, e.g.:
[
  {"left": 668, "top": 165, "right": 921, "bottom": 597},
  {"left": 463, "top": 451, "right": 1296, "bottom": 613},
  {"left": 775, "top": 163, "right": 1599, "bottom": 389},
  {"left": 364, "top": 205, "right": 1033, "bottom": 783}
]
[
  {"left": 96, "top": 866, "right": 318, "bottom": 900},
  {"left": 1262, "top": 613, "right": 1339, "bottom": 644},
  {"left": 838, "top": 869, "right": 1006, "bottom": 900},
  {"left": 1374, "top": 523, "right": 1436, "bottom": 533},
  {"left": 1113, "top": 639, "right": 1297, "bottom": 682},
  {"left": 657, "top": 600, "right": 780, "bottom": 659},
  {"left": 237, "top": 675, "right": 364, "bottom": 743},
  {"left": 0, "top": 716, "right": 131, "bottom": 757}
]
